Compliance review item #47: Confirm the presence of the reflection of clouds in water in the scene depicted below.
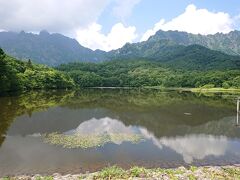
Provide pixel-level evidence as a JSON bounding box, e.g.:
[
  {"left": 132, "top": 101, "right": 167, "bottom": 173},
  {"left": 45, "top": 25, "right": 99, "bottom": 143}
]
[
  {"left": 68, "top": 117, "right": 136, "bottom": 135},
  {"left": 27, "top": 117, "right": 230, "bottom": 162},
  {"left": 65, "top": 117, "right": 140, "bottom": 145},
  {"left": 139, "top": 128, "right": 228, "bottom": 163},
  {"left": 139, "top": 128, "right": 163, "bottom": 149},
  {"left": 160, "top": 135, "right": 228, "bottom": 163}
]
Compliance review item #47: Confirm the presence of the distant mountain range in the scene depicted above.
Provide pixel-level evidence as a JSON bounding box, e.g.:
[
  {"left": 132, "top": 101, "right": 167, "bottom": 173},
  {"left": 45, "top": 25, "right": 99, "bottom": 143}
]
[
  {"left": 148, "top": 30, "right": 240, "bottom": 56},
  {"left": 0, "top": 30, "right": 240, "bottom": 69},
  {"left": 0, "top": 30, "right": 106, "bottom": 66}
]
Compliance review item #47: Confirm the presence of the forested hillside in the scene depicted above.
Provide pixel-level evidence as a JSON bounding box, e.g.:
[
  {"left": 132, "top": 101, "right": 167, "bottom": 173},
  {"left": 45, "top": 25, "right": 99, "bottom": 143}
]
[
  {"left": 57, "top": 60, "right": 240, "bottom": 88},
  {"left": 109, "top": 42, "right": 240, "bottom": 70},
  {"left": 0, "top": 48, "right": 74, "bottom": 93},
  {"left": 0, "top": 46, "right": 239, "bottom": 93}
]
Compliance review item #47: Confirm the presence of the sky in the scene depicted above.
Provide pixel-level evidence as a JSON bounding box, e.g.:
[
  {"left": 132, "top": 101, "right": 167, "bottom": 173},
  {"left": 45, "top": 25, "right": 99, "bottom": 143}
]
[{"left": 0, "top": 0, "right": 240, "bottom": 51}]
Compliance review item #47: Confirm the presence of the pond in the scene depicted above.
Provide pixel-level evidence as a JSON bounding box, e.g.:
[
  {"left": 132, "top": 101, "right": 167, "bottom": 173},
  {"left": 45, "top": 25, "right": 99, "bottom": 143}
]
[{"left": 0, "top": 89, "right": 240, "bottom": 176}]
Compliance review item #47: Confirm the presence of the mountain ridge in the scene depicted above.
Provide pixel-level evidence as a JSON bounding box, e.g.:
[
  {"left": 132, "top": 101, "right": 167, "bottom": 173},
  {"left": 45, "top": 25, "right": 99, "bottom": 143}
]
[
  {"left": 147, "top": 30, "right": 240, "bottom": 56},
  {"left": 0, "top": 30, "right": 240, "bottom": 67},
  {"left": 0, "top": 30, "right": 107, "bottom": 66}
]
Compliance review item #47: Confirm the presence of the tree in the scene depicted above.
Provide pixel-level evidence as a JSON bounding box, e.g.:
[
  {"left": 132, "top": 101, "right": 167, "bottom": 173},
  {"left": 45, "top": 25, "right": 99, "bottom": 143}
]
[
  {"left": 0, "top": 48, "right": 5, "bottom": 60},
  {"left": 27, "top": 59, "right": 33, "bottom": 68}
]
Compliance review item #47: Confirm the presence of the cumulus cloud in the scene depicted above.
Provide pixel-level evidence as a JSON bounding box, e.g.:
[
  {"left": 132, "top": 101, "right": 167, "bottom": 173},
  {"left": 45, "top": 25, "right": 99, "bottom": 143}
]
[
  {"left": 0, "top": 0, "right": 110, "bottom": 32},
  {"left": 141, "top": 4, "right": 234, "bottom": 41},
  {"left": 112, "top": 0, "right": 141, "bottom": 20},
  {"left": 0, "top": 0, "right": 141, "bottom": 50},
  {"left": 76, "top": 22, "right": 137, "bottom": 51}
]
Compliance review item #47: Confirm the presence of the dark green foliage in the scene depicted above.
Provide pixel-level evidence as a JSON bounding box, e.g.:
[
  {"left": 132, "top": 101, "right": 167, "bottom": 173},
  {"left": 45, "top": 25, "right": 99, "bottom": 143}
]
[
  {"left": 109, "top": 42, "right": 240, "bottom": 71},
  {"left": 0, "top": 48, "right": 74, "bottom": 94},
  {"left": 157, "top": 45, "right": 240, "bottom": 70},
  {"left": 57, "top": 60, "right": 240, "bottom": 88}
]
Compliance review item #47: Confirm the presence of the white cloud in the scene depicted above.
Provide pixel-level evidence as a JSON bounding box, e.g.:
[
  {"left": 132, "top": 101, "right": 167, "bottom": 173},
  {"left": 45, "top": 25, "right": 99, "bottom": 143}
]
[
  {"left": 76, "top": 22, "right": 137, "bottom": 51},
  {"left": 141, "top": 4, "right": 234, "bottom": 41},
  {"left": 113, "top": 0, "right": 141, "bottom": 20},
  {"left": 141, "top": 19, "right": 166, "bottom": 42},
  {"left": 0, "top": 0, "right": 110, "bottom": 32}
]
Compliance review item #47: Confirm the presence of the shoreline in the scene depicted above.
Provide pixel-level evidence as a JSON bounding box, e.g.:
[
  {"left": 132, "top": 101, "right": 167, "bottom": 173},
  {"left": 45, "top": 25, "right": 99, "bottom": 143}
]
[
  {"left": 2, "top": 165, "right": 240, "bottom": 179},
  {"left": 89, "top": 86, "right": 240, "bottom": 93},
  {"left": 143, "top": 87, "right": 240, "bottom": 93}
]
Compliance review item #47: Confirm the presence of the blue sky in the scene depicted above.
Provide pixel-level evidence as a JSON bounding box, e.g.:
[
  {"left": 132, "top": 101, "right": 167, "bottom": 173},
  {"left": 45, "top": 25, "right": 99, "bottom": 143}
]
[
  {"left": 0, "top": 0, "right": 239, "bottom": 51},
  {"left": 98, "top": 0, "right": 240, "bottom": 36}
]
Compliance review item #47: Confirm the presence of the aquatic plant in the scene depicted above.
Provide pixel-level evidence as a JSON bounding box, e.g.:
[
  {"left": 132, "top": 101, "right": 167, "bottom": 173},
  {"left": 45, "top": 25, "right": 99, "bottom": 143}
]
[{"left": 43, "top": 132, "right": 143, "bottom": 149}]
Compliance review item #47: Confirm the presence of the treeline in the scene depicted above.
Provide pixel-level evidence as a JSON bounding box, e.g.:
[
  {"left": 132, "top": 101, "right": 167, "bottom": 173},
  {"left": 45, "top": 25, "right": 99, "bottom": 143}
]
[
  {"left": 1, "top": 47, "right": 239, "bottom": 93},
  {"left": 0, "top": 48, "right": 74, "bottom": 93},
  {"left": 57, "top": 60, "right": 240, "bottom": 88}
]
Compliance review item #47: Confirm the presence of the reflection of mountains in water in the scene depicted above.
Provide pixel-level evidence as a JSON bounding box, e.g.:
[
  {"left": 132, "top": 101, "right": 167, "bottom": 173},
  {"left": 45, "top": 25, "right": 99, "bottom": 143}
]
[
  {"left": 141, "top": 129, "right": 232, "bottom": 164},
  {"left": 6, "top": 107, "right": 240, "bottom": 139},
  {"left": 55, "top": 117, "right": 240, "bottom": 164},
  {"left": 121, "top": 115, "right": 240, "bottom": 139}
]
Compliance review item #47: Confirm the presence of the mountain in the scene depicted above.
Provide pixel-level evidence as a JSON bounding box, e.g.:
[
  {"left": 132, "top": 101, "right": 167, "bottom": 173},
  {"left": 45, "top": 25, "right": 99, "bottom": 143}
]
[
  {"left": 109, "top": 39, "right": 240, "bottom": 70},
  {"left": 0, "top": 30, "right": 106, "bottom": 66},
  {"left": 0, "top": 30, "right": 240, "bottom": 70},
  {"left": 147, "top": 30, "right": 240, "bottom": 56}
]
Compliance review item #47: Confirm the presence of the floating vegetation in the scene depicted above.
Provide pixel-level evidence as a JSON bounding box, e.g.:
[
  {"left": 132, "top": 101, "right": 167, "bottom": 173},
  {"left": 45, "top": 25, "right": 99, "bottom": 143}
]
[
  {"left": 43, "top": 117, "right": 145, "bottom": 149},
  {"left": 43, "top": 132, "right": 144, "bottom": 149}
]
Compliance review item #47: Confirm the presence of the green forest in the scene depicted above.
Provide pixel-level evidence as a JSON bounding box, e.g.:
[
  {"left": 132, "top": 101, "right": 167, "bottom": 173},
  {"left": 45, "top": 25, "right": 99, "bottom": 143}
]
[
  {"left": 0, "top": 47, "right": 240, "bottom": 94},
  {"left": 0, "top": 48, "right": 74, "bottom": 93},
  {"left": 57, "top": 60, "right": 240, "bottom": 88}
]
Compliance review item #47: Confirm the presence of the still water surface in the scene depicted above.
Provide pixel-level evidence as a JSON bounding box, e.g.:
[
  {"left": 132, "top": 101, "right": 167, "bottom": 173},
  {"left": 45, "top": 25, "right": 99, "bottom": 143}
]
[{"left": 0, "top": 89, "right": 239, "bottom": 176}]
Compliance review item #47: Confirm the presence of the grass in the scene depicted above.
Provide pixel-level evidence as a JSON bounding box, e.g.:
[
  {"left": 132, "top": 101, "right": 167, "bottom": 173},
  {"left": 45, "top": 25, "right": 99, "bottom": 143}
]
[
  {"left": 190, "top": 166, "right": 198, "bottom": 172},
  {"left": 1, "top": 176, "right": 53, "bottom": 180},
  {"left": 2, "top": 166, "right": 240, "bottom": 179},
  {"left": 223, "top": 167, "right": 240, "bottom": 179},
  {"left": 190, "top": 88, "right": 240, "bottom": 93},
  {"left": 1, "top": 178, "right": 10, "bottom": 180},
  {"left": 129, "top": 166, "right": 147, "bottom": 177},
  {"left": 95, "top": 166, "right": 126, "bottom": 179},
  {"left": 35, "top": 176, "right": 53, "bottom": 180},
  {"left": 92, "top": 166, "right": 240, "bottom": 179},
  {"left": 144, "top": 86, "right": 240, "bottom": 93},
  {"left": 43, "top": 132, "right": 143, "bottom": 149}
]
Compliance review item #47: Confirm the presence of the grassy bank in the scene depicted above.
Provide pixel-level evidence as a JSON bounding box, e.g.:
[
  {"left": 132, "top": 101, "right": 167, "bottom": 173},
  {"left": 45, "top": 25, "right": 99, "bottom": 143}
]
[
  {"left": 189, "top": 88, "right": 240, "bottom": 93},
  {"left": 2, "top": 165, "right": 240, "bottom": 180},
  {"left": 144, "top": 86, "right": 240, "bottom": 93}
]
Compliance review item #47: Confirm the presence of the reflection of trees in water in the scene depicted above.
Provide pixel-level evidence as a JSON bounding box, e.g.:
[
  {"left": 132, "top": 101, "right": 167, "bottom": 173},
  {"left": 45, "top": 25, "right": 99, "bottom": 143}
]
[
  {"left": 64, "top": 89, "right": 236, "bottom": 113},
  {"left": 63, "top": 89, "right": 237, "bottom": 137},
  {"left": 0, "top": 90, "right": 74, "bottom": 147},
  {"left": 0, "top": 89, "right": 238, "bottom": 147}
]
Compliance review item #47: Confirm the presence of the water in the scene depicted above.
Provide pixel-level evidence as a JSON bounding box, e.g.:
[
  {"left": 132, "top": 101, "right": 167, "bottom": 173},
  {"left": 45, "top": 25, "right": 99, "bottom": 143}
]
[{"left": 0, "top": 89, "right": 240, "bottom": 176}]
